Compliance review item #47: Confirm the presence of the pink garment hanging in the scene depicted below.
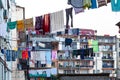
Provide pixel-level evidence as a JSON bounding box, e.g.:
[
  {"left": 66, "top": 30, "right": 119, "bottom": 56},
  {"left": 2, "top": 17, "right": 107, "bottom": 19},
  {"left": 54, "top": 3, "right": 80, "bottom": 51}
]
[{"left": 52, "top": 50, "right": 57, "bottom": 60}]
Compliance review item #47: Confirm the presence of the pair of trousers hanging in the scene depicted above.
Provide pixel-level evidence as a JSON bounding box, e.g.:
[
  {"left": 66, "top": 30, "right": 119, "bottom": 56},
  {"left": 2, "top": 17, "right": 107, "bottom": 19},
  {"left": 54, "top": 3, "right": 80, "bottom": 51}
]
[{"left": 65, "top": 7, "right": 73, "bottom": 28}]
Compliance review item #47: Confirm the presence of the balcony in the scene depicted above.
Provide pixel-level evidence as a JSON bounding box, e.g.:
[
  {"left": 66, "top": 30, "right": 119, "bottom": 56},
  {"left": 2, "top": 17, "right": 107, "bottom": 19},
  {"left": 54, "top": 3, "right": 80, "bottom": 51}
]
[
  {"left": 102, "top": 56, "right": 114, "bottom": 61},
  {"left": 28, "top": 33, "right": 57, "bottom": 42},
  {"left": 84, "top": 57, "right": 94, "bottom": 60},
  {"left": 80, "top": 39, "right": 88, "bottom": 43},
  {"left": 98, "top": 42, "right": 115, "bottom": 45},
  {"left": 58, "top": 64, "right": 93, "bottom": 70},
  {"left": 58, "top": 57, "right": 94, "bottom": 61},
  {"left": 102, "top": 63, "right": 114, "bottom": 70},
  {"left": 79, "top": 65, "right": 93, "bottom": 69},
  {"left": 102, "top": 65, "right": 113, "bottom": 68},
  {"left": 58, "top": 55, "right": 94, "bottom": 61}
]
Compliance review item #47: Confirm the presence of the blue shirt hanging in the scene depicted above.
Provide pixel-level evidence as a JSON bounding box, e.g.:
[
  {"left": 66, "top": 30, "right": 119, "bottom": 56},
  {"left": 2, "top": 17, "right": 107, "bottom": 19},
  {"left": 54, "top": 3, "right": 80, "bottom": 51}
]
[{"left": 111, "top": 0, "right": 120, "bottom": 12}]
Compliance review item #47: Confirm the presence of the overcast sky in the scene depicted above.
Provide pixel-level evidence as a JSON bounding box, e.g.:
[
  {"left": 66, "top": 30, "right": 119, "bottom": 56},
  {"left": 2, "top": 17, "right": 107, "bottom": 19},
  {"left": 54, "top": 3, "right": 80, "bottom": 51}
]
[{"left": 15, "top": 0, "right": 120, "bottom": 36}]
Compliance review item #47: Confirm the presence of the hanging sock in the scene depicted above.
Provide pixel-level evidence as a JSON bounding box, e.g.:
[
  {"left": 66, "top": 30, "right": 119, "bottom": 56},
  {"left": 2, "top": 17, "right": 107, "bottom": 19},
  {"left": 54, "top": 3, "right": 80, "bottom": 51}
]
[{"left": 65, "top": 7, "right": 73, "bottom": 28}]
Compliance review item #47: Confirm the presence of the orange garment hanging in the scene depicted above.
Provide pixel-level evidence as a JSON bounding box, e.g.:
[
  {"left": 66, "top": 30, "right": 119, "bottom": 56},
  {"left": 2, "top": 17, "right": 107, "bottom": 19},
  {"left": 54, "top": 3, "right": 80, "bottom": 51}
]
[{"left": 17, "top": 20, "right": 25, "bottom": 31}]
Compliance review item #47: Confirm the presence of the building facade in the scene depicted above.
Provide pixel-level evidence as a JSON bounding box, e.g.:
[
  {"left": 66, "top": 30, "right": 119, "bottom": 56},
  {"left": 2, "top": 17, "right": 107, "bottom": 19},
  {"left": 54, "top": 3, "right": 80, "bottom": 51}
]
[
  {"left": 10, "top": 4, "right": 25, "bottom": 80},
  {"left": 96, "top": 35, "right": 117, "bottom": 78},
  {"left": 10, "top": 4, "right": 25, "bottom": 50},
  {"left": 56, "top": 29, "right": 117, "bottom": 79},
  {"left": 116, "top": 37, "right": 120, "bottom": 79},
  {"left": 0, "top": 0, "right": 11, "bottom": 23},
  {"left": 0, "top": 0, "right": 20, "bottom": 80},
  {"left": 15, "top": 26, "right": 118, "bottom": 80}
]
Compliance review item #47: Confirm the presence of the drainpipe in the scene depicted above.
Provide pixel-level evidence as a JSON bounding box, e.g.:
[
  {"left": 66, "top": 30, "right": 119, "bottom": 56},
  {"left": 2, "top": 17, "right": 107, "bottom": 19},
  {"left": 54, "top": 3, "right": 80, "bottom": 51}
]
[
  {"left": 95, "top": 30, "right": 97, "bottom": 73},
  {"left": 4, "top": 67, "right": 6, "bottom": 80}
]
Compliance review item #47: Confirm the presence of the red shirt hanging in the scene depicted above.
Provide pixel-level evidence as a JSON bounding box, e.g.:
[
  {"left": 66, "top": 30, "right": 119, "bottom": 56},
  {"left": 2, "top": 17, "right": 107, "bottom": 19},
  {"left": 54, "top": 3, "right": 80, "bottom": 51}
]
[
  {"left": 22, "top": 50, "right": 29, "bottom": 59},
  {"left": 43, "top": 14, "right": 50, "bottom": 34}
]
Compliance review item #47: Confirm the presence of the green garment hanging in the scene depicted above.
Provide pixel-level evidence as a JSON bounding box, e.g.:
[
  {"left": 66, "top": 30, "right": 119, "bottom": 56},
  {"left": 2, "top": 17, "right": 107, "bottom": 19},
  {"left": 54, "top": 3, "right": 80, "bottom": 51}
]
[
  {"left": 83, "top": 0, "right": 92, "bottom": 9},
  {"left": 88, "top": 40, "right": 99, "bottom": 52},
  {"left": 18, "top": 50, "right": 22, "bottom": 59},
  {"left": 92, "top": 40, "right": 99, "bottom": 52},
  {"left": 7, "top": 21, "right": 17, "bottom": 30}
]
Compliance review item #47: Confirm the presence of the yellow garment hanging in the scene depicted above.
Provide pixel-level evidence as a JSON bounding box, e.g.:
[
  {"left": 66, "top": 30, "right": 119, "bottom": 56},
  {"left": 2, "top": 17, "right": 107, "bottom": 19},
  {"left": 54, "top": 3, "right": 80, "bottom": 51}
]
[
  {"left": 24, "top": 18, "right": 33, "bottom": 29},
  {"left": 13, "top": 47, "right": 18, "bottom": 51},
  {"left": 88, "top": 40, "right": 92, "bottom": 46},
  {"left": 83, "top": 0, "right": 92, "bottom": 9}
]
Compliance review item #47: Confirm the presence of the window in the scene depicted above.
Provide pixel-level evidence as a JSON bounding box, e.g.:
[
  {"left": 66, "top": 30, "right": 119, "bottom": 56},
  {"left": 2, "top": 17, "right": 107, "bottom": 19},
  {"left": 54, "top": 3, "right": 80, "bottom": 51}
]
[
  {"left": 80, "top": 70, "right": 88, "bottom": 74},
  {"left": 64, "top": 70, "right": 75, "bottom": 74},
  {"left": 103, "top": 70, "right": 112, "bottom": 73},
  {"left": 71, "top": 42, "right": 77, "bottom": 49},
  {"left": 95, "top": 53, "right": 99, "bottom": 57},
  {"left": 119, "top": 43, "right": 120, "bottom": 48},
  {"left": 97, "top": 70, "right": 100, "bottom": 73},
  {"left": 119, "top": 52, "right": 120, "bottom": 57},
  {"left": 93, "top": 70, "right": 100, "bottom": 73},
  {"left": 97, "top": 53, "right": 99, "bottom": 57}
]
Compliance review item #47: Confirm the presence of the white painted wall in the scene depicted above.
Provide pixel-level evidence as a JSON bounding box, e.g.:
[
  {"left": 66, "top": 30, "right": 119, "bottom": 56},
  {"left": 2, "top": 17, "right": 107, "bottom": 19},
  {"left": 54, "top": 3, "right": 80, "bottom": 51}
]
[
  {"left": 10, "top": 5, "right": 24, "bottom": 50},
  {"left": 0, "top": 0, "right": 20, "bottom": 80},
  {"left": 0, "top": 9, "right": 4, "bottom": 23}
]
